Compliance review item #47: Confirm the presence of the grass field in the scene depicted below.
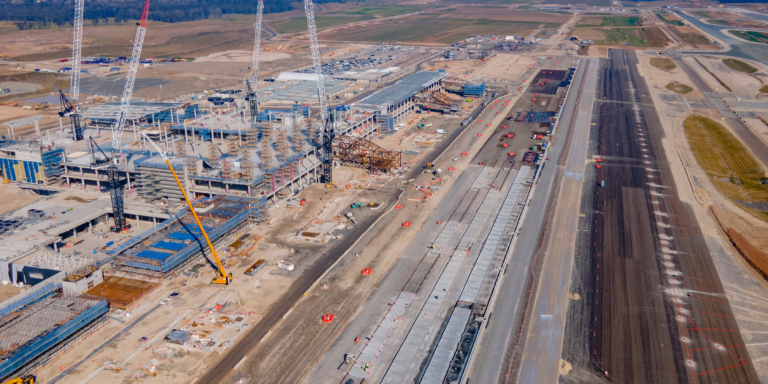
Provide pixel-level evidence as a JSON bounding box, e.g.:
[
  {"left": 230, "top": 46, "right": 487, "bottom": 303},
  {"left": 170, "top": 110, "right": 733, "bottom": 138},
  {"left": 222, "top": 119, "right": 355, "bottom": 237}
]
[
  {"left": 650, "top": 57, "right": 676, "bottom": 71},
  {"left": 600, "top": 16, "right": 642, "bottom": 26},
  {"left": 730, "top": 30, "right": 768, "bottom": 44},
  {"left": 319, "top": 17, "right": 544, "bottom": 44},
  {"left": 589, "top": 27, "right": 667, "bottom": 47},
  {"left": 328, "top": 5, "right": 426, "bottom": 18},
  {"left": 723, "top": 58, "right": 758, "bottom": 73},
  {"left": 656, "top": 13, "right": 684, "bottom": 26},
  {"left": 666, "top": 81, "right": 693, "bottom": 94},
  {"left": 684, "top": 114, "right": 768, "bottom": 219}
]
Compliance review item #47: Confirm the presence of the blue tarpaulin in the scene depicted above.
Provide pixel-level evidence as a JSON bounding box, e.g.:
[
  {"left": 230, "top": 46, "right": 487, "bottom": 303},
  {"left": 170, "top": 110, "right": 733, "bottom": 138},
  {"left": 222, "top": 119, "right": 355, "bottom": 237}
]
[
  {"left": 136, "top": 249, "right": 173, "bottom": 261},
  {"left": 152, "top": 241, "right": 186, "bottom": 251},
  {"left": 169, "top": 232, "right": 200, "bottom": 241}
]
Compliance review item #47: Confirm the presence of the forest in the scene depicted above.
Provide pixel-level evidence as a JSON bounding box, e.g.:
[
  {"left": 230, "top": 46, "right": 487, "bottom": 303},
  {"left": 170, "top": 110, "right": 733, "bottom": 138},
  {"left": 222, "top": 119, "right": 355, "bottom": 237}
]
[{"left": 1, "top": 0, "right": 345, "bottom": 30}]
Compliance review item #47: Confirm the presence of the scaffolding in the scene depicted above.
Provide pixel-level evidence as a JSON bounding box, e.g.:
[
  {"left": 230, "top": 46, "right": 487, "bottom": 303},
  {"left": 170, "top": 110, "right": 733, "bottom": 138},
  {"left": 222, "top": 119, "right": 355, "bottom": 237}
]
[
  {"left": 332, "top": 136, "right": 401, "bottom": 173},
  {"left": 136, "top": 158, "right": 187, "bottom": 201},
  {"left": 275, "top": 128, "right": 289, "bottom": 164},
  {"left": 207, "top": 141, "right": 220, "bottom": 168}
]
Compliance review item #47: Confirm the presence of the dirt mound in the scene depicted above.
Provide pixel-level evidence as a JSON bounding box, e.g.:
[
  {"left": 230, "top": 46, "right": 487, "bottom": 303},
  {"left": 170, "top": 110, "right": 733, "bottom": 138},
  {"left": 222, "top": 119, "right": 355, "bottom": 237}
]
[{"left": 712, "top": 206, "right": 768, "bottom": 280}]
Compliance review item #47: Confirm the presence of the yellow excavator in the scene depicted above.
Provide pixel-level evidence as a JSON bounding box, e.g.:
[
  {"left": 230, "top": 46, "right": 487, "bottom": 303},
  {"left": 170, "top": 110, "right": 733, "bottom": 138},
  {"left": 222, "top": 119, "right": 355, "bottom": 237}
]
[
  {"left": 142, "top": 133, "right": 232, "bottom": 285},
  {"left": 7, "top": 376, "right": 36, "bottom": 384}
]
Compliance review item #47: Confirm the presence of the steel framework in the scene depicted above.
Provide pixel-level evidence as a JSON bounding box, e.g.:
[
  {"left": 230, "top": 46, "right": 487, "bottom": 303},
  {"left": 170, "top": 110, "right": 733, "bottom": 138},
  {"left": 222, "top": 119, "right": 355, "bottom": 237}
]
[{"left": 332, "top": 136, "right": 401, "bottom": 173}]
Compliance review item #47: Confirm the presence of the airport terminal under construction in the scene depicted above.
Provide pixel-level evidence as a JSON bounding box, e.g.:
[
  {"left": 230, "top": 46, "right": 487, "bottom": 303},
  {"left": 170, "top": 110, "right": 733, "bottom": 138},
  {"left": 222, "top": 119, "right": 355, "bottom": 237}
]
[{"left": 0, "top": 61, "right": 476, "bottom": 379}]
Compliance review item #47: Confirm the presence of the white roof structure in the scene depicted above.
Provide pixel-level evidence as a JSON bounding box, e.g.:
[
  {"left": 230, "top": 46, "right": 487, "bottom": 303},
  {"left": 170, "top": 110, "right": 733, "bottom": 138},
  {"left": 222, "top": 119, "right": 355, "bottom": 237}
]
[{"left": 276, "top": 72, "right": 323, "bottom": 82}]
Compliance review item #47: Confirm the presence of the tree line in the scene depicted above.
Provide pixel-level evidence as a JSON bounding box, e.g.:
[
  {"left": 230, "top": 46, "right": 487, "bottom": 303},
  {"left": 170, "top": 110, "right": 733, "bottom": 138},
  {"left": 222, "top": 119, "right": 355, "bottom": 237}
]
[{"left": 1, "top": 0, "right": 346, "bottom": 30}]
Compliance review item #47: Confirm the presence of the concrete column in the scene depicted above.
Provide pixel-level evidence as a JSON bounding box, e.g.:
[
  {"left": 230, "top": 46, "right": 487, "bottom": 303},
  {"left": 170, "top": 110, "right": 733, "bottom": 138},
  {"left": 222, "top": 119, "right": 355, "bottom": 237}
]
[
  {"left": 137, "top": 215, "right": 140, "bottom": 229},
  {"left": 59, "top": 117, "right": 63, "bottom": 132},
  {"left": 153, "top": 217, "right": 156, "bottom": 225},
  {"left": 127, "top": 172, "right": 131, "bottom": 190},
  {"left": 89, "top": 221, "right": 92, "bottom": 232},
  {"left": 184, "top": 122, "right": 188, "bottom": 144}
]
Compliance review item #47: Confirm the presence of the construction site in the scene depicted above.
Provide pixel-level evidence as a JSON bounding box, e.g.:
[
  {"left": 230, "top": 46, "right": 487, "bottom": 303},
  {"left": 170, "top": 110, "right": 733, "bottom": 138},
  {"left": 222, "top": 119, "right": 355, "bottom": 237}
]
[{"left": 0, "top": 0, "right": 495, "bottom": 381}]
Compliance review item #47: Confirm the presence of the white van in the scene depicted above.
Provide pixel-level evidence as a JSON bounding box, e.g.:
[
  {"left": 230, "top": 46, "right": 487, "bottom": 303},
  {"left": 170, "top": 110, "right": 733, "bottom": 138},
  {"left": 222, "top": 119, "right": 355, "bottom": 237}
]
[{"left": 436, "top": 129, "right": 446, "bottom": 134}]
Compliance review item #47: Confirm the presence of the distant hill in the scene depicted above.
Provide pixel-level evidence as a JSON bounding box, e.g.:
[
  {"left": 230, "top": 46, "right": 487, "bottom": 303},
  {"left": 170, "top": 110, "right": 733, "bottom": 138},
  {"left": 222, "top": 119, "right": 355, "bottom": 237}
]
[{"left": 0, "top": 0, "right": 346, "bottom": 30}]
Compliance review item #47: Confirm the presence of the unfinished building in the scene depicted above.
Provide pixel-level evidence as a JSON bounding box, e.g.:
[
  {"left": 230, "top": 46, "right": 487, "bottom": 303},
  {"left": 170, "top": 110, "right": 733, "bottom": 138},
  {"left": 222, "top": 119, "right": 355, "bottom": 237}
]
[
  {"left": 0, "top": 281, "right": 108, "bottom": 380},
  {"left": 110, "top": 195, "right": 258, "bottom": 278}
]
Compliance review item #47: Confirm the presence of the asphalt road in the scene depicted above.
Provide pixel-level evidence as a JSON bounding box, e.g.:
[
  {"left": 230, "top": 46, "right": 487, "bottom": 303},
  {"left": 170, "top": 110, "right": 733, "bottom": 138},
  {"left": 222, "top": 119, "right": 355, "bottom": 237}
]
[
  {"left": 667, "top": 53, "right": 768, "bottom": 168},
  {"left": 560, "top": 50, "right": 759, "bottom": 384},
  {"left": 673, "top": 10, "right": 768, "bottom": 63},
  {"left": 463, "top": 58, "right": 589, "bottom": 384}
]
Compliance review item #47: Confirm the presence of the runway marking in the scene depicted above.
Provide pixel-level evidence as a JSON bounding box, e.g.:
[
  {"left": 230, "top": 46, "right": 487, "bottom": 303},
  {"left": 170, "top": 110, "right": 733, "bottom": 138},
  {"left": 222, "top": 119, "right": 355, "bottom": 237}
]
[
  {"left": 725, "top": 284, "right": 768, "bottom": 303},
  {"left": 692, "top": 294, "right": 730, "bottom": 306},
  {"left": 689, "top": 309, "right": 734, "bottom": 318},
  {"left": 726, "top": 290, "right": 768, "bottom": 306},
  {"left": 691, "top": 344, "right": 743, "bottom": 352},
  {"left": 696, "top": 362, "right": 751, "bottom": 377}
]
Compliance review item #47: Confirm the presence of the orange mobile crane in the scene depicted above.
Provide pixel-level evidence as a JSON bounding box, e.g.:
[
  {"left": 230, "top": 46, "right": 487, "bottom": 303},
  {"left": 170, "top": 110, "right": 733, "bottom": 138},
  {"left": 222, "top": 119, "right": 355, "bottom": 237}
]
[{"left": 141, "top": 133, "right": 232, "bottom": 284}]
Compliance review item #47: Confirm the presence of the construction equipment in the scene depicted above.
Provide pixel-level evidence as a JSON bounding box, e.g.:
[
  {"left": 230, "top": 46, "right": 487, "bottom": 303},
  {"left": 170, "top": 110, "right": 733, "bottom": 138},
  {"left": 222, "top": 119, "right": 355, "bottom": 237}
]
[
  {"left": 142, "top": 133, "right": 232, "bottom": 285},
  {"left": 59, "top": 0, "right": 84, "bottom": 141},
  {"left": 6, "top": 375, "right": 36, "bottom": 384},
  {"left": 96, "top": 0, "right": 151, "bottom": 233},
  {"left": 325, "top": 182, "right": 337, "bottom": 188},
  {"left": 303, "top": 0, "right": 334, "bottom": 183},
  {"left": 246, "top": 0, "right": 264, "bottom": 121}
]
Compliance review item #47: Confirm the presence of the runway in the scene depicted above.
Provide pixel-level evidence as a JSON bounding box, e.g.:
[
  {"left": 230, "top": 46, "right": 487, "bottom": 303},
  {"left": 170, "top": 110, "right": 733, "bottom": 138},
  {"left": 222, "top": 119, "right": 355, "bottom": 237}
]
[{"left": 560, "top": 50, "right": 759, "bottom": 383}]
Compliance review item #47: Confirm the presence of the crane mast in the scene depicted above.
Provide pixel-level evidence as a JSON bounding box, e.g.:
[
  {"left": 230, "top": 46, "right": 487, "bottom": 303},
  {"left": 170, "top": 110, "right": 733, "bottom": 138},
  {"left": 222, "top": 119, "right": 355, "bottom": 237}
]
[
  {"left": 59, "top": 0, "right": 84, "bottom": 141},
  {"left": 114, "top": 0, "right": 151, "bottom": 153},
  {"left": 303, "top": 0, "right": 334, "bottom": 183},
  {"left": 103, "top": 0, "right": 151, "bottom": 233},
  {"left": 247, "top": 0, "right": 264, "bottom": 121}
]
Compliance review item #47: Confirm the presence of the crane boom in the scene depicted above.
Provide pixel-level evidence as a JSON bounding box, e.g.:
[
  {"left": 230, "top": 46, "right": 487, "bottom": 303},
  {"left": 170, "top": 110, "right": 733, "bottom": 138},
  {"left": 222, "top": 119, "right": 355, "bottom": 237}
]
[
  {"left": 113, "top": 0, "right": 151, "bottom": 154},
  {"left": 303, "top": 0, "right": 334, "bottom": 183},
  {"left": 105, "top": 0, "right": 150, "bottom": 233},
  {"left": 304, "top": 0, "right": 327, "bottom": 124},
  {"left": 251, "top": 0, "right": 264, "bottom": 88},
  {"left": 69, "top": 0, "right": 84, "bottom": 105},
  {"left": 61, "top": 0, "right": 85, "bottom": 141},
  {"left": 141, "top": 133, "right": 232, "bottom": 285},
  {"left": 247, "top": 0, "right": 264, "bottom": 121}
]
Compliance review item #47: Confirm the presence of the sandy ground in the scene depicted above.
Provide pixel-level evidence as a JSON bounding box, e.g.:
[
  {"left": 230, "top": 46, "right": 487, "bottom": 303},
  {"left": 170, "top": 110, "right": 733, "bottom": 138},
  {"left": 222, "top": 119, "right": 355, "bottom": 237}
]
[
  {"left": 639, "top": 50, "right": 768, "bottom": 380},
  {"left": 195, "top": 50, "right": 292, "bottom": 63},
  {"left": 0, "top": 184, "right": 42, "bottom": 215}
]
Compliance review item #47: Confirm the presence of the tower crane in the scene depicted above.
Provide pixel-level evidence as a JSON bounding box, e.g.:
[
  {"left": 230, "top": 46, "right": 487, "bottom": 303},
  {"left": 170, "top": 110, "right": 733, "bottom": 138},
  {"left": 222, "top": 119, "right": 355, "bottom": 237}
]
[
  {"left": 93, "top": 0, "right": 151, "bottom": 233},
  {"left": 141, "top": 133, "right": 232, "bottom": 285},
  {"left": 303, "top": 0, "right": 334, "bottom": 183},
  {"left": 246, "top": 0, "right": 264, "bottom": 121},
  {"left": 58, "top": 0, "right": 84, "bottom": 141}
]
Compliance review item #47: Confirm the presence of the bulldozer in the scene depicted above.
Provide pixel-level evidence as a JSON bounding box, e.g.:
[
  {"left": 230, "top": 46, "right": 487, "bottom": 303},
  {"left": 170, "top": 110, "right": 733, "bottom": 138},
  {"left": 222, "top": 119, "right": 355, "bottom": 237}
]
[{"left": 7, "top": 375, "right": 36, "bottom": 384}]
